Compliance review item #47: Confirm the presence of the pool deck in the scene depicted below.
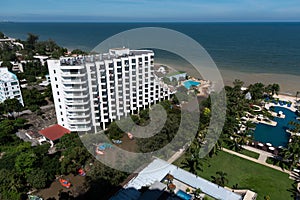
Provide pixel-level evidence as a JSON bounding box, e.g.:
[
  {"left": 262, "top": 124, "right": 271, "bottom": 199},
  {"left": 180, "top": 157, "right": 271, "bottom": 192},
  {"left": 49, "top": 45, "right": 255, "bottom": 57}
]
[
  {"left": 265, "top": 94, "right": 298, "bottom": 113},
  {"left": 269, "top": 110, "right": 286, "bottom": 119}
]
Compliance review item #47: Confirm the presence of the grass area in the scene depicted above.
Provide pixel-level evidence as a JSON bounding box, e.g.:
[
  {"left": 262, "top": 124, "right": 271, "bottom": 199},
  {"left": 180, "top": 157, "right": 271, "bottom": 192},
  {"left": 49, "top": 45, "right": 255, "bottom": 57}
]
[
  {"left": 239, "top": 149, "right": 260, "bottom": 159},
  {"left": 174, "top": 151, "right": 293, "bottom": 200}
]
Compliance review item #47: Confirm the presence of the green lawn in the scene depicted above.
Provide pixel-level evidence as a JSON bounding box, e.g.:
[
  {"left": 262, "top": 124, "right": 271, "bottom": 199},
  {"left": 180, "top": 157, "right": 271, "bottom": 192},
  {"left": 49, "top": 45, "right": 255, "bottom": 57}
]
[{"left": 174, "top": 151, "right": 293, "bottom": 200}]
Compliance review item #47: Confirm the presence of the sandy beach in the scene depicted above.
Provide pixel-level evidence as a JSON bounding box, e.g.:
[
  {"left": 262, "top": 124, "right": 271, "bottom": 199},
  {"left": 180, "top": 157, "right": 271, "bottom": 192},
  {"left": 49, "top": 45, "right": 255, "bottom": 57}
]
[{"left": 155, "top": 61, "right": 300, "bottom": 95}]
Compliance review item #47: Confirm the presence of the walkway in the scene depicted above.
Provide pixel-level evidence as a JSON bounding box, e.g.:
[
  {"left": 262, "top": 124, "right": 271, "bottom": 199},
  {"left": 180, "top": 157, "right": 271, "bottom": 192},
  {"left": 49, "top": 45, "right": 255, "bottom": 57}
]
[
  {"left": 167, "top": 148, "right": 185, "bottom": 163},
  {"left": 222, "top": 148, "right": 291, "bottom": 175}
]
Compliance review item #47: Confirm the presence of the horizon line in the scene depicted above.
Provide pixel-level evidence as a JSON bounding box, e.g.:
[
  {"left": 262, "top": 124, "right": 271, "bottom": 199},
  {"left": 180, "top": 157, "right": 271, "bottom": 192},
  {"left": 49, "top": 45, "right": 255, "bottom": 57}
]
[{"left": 1, "top": 20, "right": 300, "bottom": 23}]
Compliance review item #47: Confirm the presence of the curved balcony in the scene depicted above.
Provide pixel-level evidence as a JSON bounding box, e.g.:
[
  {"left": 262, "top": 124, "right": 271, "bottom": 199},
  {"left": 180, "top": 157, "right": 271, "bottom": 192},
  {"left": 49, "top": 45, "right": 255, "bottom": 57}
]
[
  {"left": 62, "top": 78, "right": 87, "bottom": 85},
  {"left": 61, "top": 72, "right": 86, "bottom": 78},
  {"left": 64, "top": 92, "right": 89, "bottom": 99},
  {"left": 63, "top": 86, "right": 87, "bottom": 92},
  {"left": 68, "top": 119, "right": 91, "bottom": 125},
  {"left": 67, "top": 113, "right": 90, "bottom": 119},
  {"left": 66, "top": 106, "right": 90, "bottom": 112},
  {"left": 64, "top": 99, "right": 89, "bottom": 106},
  {"left": 60, "top": 65, "right": 85, "bottom": 70}
]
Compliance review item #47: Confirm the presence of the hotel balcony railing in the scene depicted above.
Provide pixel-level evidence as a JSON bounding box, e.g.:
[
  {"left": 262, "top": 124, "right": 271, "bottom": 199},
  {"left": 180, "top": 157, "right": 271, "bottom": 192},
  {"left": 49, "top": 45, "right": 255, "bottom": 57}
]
[
  {"left": 68, "top": 119, "right": 91, "bottom": 125},
  {"left": 64, "top": 93, "right": 89, "bottom": 99},
  {"left": 62, "top": 78, "right": 87, "bottom": 84},
  {"left": 66, "top": 106, "right": 90, "bottom": 112},
  {"left": 65, "top": 100, "right": 89, "bottom": 106},
  {"left": 61, "top": 72, "right": 86, "bottom": 78},
  {"left": 63, "top": 86, "right": 87, "bottom": 92},
  {"left": 67, "top": 113, "right": 90, "bottom": 119}
]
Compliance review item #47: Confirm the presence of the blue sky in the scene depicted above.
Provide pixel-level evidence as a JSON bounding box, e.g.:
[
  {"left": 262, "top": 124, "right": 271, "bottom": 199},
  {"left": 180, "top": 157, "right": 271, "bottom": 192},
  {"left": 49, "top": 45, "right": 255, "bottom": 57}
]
[{"left": 1, "top": 0, "right": 300, "bottom": 22}]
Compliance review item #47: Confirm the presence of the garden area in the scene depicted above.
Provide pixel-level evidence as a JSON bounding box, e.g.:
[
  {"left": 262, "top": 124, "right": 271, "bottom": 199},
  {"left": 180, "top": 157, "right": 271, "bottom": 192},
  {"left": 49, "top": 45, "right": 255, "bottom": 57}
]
[{"left": 174, "top": 151, "right": 294, "bottom": 200}]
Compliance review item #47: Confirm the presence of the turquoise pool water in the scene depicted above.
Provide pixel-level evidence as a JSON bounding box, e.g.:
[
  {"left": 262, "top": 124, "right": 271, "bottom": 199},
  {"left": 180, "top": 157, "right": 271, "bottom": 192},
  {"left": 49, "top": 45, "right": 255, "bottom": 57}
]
[
  {"left": 183, "top": 80, "right": 200, "bottom": 89},
  {"left": 253, "top": 106, "right": 297, "bottom": 147},
  {"left": 176, "top": 190, "right": 192, "bottom": 200}
]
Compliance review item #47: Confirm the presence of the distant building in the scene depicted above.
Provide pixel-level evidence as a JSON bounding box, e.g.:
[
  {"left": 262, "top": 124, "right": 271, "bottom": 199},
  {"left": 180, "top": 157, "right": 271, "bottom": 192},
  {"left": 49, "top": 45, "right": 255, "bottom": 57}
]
[
  {"left": 0, "top": 67, "right": 24, "bottom": 106},
  {"left": 166, "top": 71, "right": 187, "bottom": 82},
  {"left": 47, "top": 48, "right": 172, "bottom": 132},
  {"left": 39, "top": 75, "right": 51, "bottom": 87},
  {"left": 33, "top": 55, "right": 49, "bottom": 66},
  {"left": 11, "top": 61, "right": 24, "bottom": 73}
]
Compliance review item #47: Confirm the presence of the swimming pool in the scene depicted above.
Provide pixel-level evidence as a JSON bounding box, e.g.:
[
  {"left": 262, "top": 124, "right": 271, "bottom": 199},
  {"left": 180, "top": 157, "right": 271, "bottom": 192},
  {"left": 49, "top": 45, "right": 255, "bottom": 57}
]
[
  {"left": 183, "top": 80, "right": 200, "bottom": 89},
  {"left": 176, "top": 190, "right": 192, "bottom": 200},
  {"left": 253, "top": 106, "right": 297, "bottom": 147}
]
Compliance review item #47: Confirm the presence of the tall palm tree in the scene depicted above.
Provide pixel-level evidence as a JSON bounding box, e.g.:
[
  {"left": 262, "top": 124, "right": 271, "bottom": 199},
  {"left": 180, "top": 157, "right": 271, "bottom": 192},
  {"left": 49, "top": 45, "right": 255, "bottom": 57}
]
[
  {"left": 271, "top": 84, "right": 280, "bottom": 96},
  {"left": 181, "top": 145, "right": 203, "bottom": 175},
  {"left": 278, "top": 136, "right": 300, "bottom": 170},
  {"left": 287, "top": 182, "right": 300, "bottom": 199},
  {"left": 296, "top": 91, "right": 300, "bottom": 102}
]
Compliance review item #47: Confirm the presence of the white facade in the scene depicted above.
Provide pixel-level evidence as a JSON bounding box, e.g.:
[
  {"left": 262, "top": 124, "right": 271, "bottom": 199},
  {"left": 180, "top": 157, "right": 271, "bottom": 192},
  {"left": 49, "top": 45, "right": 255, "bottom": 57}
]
[
  {"left": 47, "top": 48, "right": 171, "bottom": 132},
  {"left": 0, "top": 67, "right": 24, "bottom": 106}
]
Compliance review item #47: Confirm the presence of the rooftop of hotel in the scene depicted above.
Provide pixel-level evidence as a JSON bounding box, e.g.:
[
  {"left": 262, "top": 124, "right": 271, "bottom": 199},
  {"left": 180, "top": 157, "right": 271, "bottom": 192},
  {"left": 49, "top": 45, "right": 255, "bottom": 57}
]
[
  {"left": 59, "top": 48, "right": 153, "bottom": 66},
  {"left": 111, "top": 158, "right": 244, "bottom": 200},
  {"left": 0, "top": 67, "right": 18, "bottom": 83}
]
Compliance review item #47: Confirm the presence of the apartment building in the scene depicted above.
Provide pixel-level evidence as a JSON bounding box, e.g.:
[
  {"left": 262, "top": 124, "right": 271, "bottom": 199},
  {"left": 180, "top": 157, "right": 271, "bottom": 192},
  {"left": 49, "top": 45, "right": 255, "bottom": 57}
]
[
  {"left": 47, "top": 48, "right": 171, "bottom": 133},
  {"left": 0, "top": 67, "right": 24, "bottom": 106}
]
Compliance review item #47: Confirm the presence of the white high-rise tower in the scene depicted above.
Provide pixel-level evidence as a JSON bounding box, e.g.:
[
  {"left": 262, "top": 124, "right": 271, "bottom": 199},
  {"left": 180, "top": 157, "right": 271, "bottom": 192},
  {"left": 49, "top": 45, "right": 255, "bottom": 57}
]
[{"left": 47, "top": 48, "right": 171, "bottom": 132}]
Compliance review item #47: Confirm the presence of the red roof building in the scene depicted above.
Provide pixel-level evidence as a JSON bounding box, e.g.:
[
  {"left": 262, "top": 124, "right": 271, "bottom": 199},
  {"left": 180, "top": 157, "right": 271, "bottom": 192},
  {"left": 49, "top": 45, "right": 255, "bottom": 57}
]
[{"left": 39, "top": 124, "right": 70, "bottom": 141}]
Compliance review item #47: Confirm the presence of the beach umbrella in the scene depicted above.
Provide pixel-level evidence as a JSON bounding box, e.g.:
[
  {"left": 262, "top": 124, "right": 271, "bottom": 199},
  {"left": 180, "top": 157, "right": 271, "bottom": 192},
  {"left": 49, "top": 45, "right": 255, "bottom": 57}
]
[{"left": 269, "top": 147, "right": 275, "bottom": 151}]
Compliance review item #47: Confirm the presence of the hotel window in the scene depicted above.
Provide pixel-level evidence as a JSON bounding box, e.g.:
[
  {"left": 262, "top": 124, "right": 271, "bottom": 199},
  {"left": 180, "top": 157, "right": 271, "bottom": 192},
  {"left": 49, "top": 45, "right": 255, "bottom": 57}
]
[
  {"left": 55, "top": 77, "right": 57, "bottom": 81},
  {"left": 54, "top": 70, "right": 56, "bottom": 74},
  {"left": 117, "top": 61, "right": 121, "bottom": 66},
  {"left": 56, "top": 84, "right": 58, "bottom": 88},
  {"left": 132, "top": 59, "right": 136, "bottom": 63}
]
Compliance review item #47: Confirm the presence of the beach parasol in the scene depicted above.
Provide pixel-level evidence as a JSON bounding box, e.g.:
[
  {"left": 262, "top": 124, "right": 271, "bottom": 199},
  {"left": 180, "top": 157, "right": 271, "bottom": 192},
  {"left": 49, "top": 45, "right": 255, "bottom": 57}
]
[
  {"left": 269, "top": 147, "right": 275, "bottom": 151},
  {"left": 266, "top": 143, "right": 272, "bottom": 146}
]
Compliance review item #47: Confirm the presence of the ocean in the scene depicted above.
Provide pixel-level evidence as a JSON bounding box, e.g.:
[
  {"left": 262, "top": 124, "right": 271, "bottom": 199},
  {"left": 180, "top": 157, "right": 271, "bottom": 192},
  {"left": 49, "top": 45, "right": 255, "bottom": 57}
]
[{"left": 1, "top": 22, "right": 299, "bottom": 93}]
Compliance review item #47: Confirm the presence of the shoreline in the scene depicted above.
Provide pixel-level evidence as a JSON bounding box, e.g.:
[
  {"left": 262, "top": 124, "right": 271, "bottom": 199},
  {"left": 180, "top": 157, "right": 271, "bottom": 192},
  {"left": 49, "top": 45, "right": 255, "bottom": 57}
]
[{"left": 155, "top": 62, "right": 300, "bottom": 95}]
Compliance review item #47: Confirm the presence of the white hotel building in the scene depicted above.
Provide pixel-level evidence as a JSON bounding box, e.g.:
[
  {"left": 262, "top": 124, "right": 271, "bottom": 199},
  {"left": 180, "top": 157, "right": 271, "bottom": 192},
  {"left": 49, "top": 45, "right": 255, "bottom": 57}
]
[
  {"left": 47, "top": 48, "right": 171, "bottom": 132},
  {"left": 0, "top": 67, "right": 24, "bottom": 106}
]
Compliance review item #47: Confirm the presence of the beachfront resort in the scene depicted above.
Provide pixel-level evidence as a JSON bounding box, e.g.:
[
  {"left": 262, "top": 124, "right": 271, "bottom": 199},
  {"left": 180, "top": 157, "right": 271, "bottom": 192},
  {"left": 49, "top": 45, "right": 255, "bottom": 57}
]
[{"left": 0, "top": 32, "right": 299, "bottom": 199}]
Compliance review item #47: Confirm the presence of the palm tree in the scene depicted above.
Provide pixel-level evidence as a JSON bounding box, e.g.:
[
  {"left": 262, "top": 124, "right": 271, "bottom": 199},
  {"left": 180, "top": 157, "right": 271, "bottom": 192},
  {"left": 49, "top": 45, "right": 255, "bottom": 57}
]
[
  {"left": 192, "top": 188, "right": 202, "bottom": 200},
  {"left": 296, "top": 91, "right": 300, "bottom": 102},
  {"left": 289, "top": 121, "right": 300, "bottom": 134},
  {"left": 287, "top": 182, "right": 300, "bottom": 199},
  {"left": 181, "top": 145, "right": 203, "bottom": 175},
  {"left": 211, "top": 171, "right": 229, "bottom": 187},
  {"left": 271, "top": 84, "right": 280, "bottom": 96},
  {"left": 278, "top": 136, "right": 300, "bottom": 170}
]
